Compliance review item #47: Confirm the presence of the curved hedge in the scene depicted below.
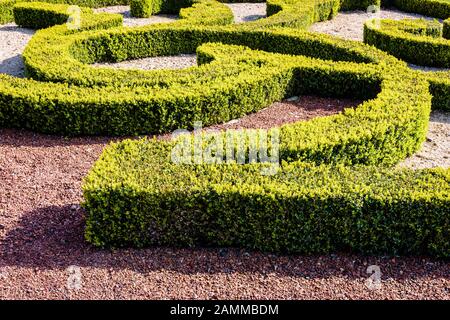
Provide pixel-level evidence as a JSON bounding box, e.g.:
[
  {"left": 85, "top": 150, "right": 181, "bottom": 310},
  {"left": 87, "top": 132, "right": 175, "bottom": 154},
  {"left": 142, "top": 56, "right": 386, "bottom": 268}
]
[
  {"left": 2, "top": 0, "right": 408, "bottom": 139},
  {"left": 364, "top": 18, "right": 448, "bottom": 67},
  {"left": 0, "top": 0, "right": 448, "bottom": 257}
]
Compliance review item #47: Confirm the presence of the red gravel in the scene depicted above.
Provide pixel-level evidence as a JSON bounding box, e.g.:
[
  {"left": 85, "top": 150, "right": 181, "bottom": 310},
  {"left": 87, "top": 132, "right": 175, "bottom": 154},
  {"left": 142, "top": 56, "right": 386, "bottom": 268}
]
[{"left": 0, "top": 97, "right": 449, "bottom": 300}]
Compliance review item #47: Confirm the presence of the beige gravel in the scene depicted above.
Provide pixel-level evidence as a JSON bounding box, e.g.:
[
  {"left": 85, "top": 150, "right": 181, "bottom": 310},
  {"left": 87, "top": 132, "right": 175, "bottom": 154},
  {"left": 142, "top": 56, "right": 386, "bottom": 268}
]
[
  {"left": 399, "top": 111, "right": 450, "bottom": 169},
  {"left": 93, "top": 54, "right": 197, "bottom": 70}
]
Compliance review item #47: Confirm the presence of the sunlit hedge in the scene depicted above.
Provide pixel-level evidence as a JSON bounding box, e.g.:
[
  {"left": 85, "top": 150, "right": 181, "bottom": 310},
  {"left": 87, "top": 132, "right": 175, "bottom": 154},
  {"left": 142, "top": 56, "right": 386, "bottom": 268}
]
[{"left": 0, "top": 0, "right": 448, "bottom": 257}]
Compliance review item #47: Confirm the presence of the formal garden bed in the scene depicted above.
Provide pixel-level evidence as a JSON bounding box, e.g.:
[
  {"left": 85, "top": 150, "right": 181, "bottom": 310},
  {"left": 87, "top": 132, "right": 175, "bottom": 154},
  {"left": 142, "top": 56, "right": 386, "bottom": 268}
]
[{"left": 0, "top": 0, "right": 448, "bottom": 299}]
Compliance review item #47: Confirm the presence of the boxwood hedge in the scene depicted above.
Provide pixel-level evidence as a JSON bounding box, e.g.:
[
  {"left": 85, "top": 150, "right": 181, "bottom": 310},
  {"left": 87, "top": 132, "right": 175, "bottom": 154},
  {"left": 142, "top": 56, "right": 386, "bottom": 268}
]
[
  {"left": 83, "top": 138, "right": 449, "bottom": 258},
  {"left": 0, "top": 0, "right": 448, "bottom": 256},
  {"left": 364, "top": 0, "right": 450, "bottom": 110}
]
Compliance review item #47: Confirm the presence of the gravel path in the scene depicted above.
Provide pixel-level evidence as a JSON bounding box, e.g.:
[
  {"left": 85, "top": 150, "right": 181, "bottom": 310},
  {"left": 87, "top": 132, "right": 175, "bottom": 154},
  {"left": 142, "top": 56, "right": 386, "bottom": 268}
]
[
  {"left": 399, "top": 111, "right": 450, "bottom": 169},
  {"left": 93, "top": 54, "right": 197, "bottom": 70},
  {"left": 309, "top": 8, "right": 435, "bottom": 41},
  {"left": 0, "top": 128, "right": 448, "bottom": 299},
  {"left": 225, "top": 3, "right": 266, "bottom": 23},
  {"left": 206, "top": 96, "right": 360, "bottom": 130},
  {"left": 94, "top": 6, "right": 178, "bottom": 27}
]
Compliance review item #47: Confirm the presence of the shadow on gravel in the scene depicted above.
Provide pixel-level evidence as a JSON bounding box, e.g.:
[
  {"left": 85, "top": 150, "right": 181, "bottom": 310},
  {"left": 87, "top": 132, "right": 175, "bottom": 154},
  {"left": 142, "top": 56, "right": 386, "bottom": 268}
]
[{"left": 1, "top": 204, "right": 448, "bottom": 281}]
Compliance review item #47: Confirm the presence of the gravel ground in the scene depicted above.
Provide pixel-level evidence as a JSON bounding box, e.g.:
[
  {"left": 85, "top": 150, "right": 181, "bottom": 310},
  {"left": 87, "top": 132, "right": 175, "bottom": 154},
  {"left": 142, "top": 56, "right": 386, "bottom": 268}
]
[
  {"left": 225, "top": 3, "right": 266, "bottom": 23},
  {"left": 0, "top": 128, "right": 449, "bottom": 299},
  {"left": 206, "top": 96, "right": 360, "bottom": 131},
  {"left": 309, "top": 8, "right": 435, "bottom": 41},
  {"left": 0, "top": 5, "right": 449, "bottom": 300},
  {"left": 93, "top": 54, "right": 197, "bottom": 70},
  {"left": 94, "top": 6, "right": 178, "bottom": 27}
]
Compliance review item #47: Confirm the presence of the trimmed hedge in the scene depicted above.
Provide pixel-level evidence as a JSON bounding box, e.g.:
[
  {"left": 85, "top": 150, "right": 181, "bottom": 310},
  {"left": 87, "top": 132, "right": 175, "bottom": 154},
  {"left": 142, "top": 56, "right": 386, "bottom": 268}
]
[
  {"left": 386, "top": 0, "right": 450, "bottom": 20},
  {"left": 13, "top": 2, "right": 94, "bottom": 29},
  {"left": 1, "top": 0, "right": 381, "bottom": 24},
  {"left": 130, "top": 0, "right": 191, "bottom": 18},
  {"left": 364, "top": 18, "right": 449, "bottom": 67},
  {"left": 363, "top": 0, "right": 450, "bottom": 111},
  {"left": 82, "top": 138, "right": 450, "bottom": 258},
  {"left": 0, "top": 1, "right": 448, "bottom": 256}
]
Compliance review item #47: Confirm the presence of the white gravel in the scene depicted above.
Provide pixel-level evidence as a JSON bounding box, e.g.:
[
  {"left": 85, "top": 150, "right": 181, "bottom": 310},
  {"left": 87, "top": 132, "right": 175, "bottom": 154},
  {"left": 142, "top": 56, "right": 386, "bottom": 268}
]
[
  {"left": 0, "top": 23, "right": 34, "bottom": 77},
  {"left": 409, "top": 64, "right": 450, "bottom": 72},
  {"left": 399, "top": 111, "right": 450, "bottom": 169},
  {"left": 0, "top": 5, "right": 448, "bottom": 169},
  {"left": 225, "top": 3, "right": 266, "bottom": 23},
  {"left": 309, "top": 8, "right": 435, "bottom": 41},
  {"left": 94, "top": 6, "right": 178, "bottom": 27}
]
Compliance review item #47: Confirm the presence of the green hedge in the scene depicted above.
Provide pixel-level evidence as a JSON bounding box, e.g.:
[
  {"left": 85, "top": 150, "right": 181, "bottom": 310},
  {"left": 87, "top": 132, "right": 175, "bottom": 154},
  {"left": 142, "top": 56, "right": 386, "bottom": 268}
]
[
  {"left": 1, "top": 0, "right": 381, "bottom": 24},
  {"left": 340, "top": 0, "right": 380, "bottom": 10},
  {"left": 13, "top": 2, "right": 94, "bottom": 29},
  {"left": 387, "top": 0, "right": 450, "bottom": 20},
  {"left": 0, "top": 0, "right": 130, "bottom": 24},
  {"left": 3, "top": 0, "right": 421, "bottom": 140},
  {"left": 130, "top": 0, "right": 191, "bottom": 18},
  {"left": 82, "top": 138, "right": 450, "bottom": 258},
  {"left": 444, "top": 17, "right": 450, "bottom": 38}
]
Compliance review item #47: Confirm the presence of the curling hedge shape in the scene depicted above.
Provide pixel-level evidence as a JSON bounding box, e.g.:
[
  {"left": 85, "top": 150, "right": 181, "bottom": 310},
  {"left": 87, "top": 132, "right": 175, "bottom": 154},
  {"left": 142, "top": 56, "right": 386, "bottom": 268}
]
[{"left": 3, "top": 0, "right": 403, "bottom": 137}]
